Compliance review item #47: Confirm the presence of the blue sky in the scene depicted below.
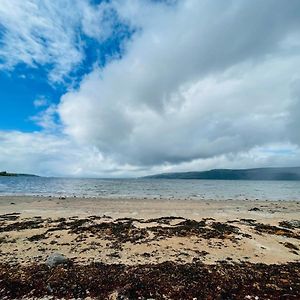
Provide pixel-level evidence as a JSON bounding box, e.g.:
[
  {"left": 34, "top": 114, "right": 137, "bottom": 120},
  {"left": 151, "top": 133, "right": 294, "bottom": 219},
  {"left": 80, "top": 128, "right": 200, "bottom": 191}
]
[
  {"left": 0, "top": 0, "right": 132, "bottom": 132},
  {"left": 0, "top": 0, "right": 300, "bottom": 177},
  {"left": 0, "top": 65, "right": 61, "bottom": 131},
  {"left": 0, "top": 33, "right": 129, "bottom": 131}
]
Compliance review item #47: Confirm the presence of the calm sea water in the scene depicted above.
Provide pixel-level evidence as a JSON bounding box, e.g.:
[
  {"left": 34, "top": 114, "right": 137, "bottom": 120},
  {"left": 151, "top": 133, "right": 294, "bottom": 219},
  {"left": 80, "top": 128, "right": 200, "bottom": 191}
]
[{"left": 0, "top": 177, "right": 300, "bottom": 201}]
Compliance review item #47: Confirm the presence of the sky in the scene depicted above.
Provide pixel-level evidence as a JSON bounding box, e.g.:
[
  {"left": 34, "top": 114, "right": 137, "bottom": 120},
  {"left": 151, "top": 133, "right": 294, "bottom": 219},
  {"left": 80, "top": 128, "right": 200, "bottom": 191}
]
[{"left": 0, "top": 0, "right": 300, "bottom": 177}]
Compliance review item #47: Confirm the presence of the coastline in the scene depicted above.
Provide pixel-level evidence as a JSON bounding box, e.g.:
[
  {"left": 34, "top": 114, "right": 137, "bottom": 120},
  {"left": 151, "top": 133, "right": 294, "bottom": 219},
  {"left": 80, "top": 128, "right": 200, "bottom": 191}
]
[
  {"left": 0, "top": 196, "right": 299, "bottom": 298},
  {"left": 1, "top": 195, "right": 300, "bottom": 220}
]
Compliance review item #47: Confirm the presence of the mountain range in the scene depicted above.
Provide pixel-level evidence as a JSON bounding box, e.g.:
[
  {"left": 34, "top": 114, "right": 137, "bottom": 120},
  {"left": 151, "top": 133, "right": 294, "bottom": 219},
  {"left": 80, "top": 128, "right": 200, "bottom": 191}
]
[{"left": 144, "top": 167, "right": 300, "bottom": 180}]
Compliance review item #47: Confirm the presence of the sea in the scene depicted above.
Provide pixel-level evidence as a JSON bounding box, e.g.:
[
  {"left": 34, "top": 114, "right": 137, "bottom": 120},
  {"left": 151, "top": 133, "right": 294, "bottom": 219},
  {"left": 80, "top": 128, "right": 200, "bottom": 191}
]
[{"left": 0, "top": 176, "right": 300, "bottom": 201}]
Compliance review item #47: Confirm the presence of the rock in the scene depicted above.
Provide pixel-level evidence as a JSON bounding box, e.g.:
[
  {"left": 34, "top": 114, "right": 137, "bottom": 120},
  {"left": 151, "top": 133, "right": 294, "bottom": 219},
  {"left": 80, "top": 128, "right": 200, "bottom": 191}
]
[
  {"left": 46, "top": 252, "right": 68, "bottom": 267},
  {"left": 249, "top": 207, "right": 261, "bottom": 211}
]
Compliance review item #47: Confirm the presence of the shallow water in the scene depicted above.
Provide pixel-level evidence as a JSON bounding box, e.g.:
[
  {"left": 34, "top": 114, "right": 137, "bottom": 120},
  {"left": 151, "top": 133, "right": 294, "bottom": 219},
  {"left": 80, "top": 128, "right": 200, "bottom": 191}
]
[{"left": 0, "top": 177, "right": 300, "bottom": 201}]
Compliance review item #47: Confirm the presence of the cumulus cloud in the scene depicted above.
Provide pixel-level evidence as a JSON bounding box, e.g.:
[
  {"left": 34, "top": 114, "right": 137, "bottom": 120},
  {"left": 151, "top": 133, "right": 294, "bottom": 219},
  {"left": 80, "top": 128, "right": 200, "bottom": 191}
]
[
  {"left": 59, "top": 0, "right": 300, "bottom": 168},
  {"left": 1, "top": 0, "right": 300, "bottom": 176},
  {"left": 0, "top": 130, "right": 300, "bottom": 177}
]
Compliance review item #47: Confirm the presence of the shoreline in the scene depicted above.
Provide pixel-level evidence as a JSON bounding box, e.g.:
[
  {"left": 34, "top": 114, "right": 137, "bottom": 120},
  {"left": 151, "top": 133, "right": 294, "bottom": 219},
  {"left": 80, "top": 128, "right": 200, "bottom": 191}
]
[
  {"left": 0, "top": 196, "right": 299, "bottom": 298},
  {"left": 0, "top": 195, "right": 299, "bottom": 221}
]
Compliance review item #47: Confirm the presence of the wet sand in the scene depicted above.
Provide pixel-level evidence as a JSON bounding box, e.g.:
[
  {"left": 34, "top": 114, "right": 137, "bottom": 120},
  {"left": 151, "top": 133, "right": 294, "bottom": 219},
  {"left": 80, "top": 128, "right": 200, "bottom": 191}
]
[
  {"left": 0, "top": 196, "right": 299, "bottom": 299},
  {"left": 1, "top": 195, "right": 300, "bottom": 222}
]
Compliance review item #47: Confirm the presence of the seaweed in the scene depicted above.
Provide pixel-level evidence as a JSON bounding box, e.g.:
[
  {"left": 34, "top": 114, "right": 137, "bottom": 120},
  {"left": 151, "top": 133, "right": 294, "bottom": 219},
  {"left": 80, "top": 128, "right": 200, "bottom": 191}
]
[
  {"left": 69, "top": 218, "right": 241, "bottom": 243},
  {"left": 0, "top": 219, "right": 45, "bottom": 232},
  {"left": 279, "top": 220, "right": 300, "bottom": 229},
  {"left": 0, "top": 262, "right": 299, "bottom": 299},
  {"left": 254, "top": 223, "right": 300, "bottom": 239},
  {"left": 0, "top": 213, "right": 20, "bottom": 221},
  {"left": 28, "top": 233, "right": 48, "bottom": 242}
]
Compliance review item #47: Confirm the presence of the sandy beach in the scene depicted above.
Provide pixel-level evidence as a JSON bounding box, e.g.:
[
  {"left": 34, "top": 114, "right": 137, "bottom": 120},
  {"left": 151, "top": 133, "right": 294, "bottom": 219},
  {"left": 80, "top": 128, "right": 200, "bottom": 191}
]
[{"left": 0, "top": 196, "right": 299, "bottom": 299}]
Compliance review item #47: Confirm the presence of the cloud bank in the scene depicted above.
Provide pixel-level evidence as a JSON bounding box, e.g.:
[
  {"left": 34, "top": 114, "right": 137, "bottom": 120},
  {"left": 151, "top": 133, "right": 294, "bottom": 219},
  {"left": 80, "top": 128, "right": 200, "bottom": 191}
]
[
  {"left": 59, "top": 0, "right": 300, "bottom": 165},
  {"left": 1, "top": 0, "right": 300, "bottom": 176}
]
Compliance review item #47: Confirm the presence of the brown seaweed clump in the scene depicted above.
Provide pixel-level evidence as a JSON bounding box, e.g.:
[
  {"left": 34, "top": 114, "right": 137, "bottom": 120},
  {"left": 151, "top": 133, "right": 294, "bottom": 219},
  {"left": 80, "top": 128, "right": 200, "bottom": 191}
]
[
  {"left": 0, "top": 261, "right": 299, "bottom": 299},
  {"left": 68, "top": 217, "right": 241, "bottom": 244},
  {"left": 254, "top": 223, "right": 300, "bottom": 239}
]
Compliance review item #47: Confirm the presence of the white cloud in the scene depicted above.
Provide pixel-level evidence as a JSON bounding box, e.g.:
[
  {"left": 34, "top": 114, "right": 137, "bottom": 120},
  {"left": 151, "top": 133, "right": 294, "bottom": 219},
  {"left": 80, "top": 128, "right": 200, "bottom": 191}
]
[
  {"left": 1, "top": 0, "right": 300, "bottom": 176},
  {"left": 59, "top": 0, "right": 300, "bottom": 168},
  {"left": 34, "top": 96, "right": 48, "bottom": 108},
  {"left": 30, "top": 104, "right": 60, "bottom": 131},
  {"left": 0, "top": 131, "right": 137, "bottom": 177},
  {"left": 0, "top": 0, "right": 81, "bottom": 82},
  {"left": 81, "top": 1, "right": 117, "bottom": 41},
  {"left": 0, "top": 0, "right": 121, "bottom": 82},
  {"left": 161, "top": 144, "right": 300, "bottom": 174},
  {"left": 0, "top": 130, "right": 300, "bottom": 177}
]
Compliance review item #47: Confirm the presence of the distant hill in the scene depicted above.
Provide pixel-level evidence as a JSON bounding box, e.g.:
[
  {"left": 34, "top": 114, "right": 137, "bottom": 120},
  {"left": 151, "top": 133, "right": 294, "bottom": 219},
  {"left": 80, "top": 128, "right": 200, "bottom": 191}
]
[
  {"left": 0, "top": 171, "right": 38, "bottom": 177},
  {"left": 144, "top": 167, "right": 300, "bottom": 180}
]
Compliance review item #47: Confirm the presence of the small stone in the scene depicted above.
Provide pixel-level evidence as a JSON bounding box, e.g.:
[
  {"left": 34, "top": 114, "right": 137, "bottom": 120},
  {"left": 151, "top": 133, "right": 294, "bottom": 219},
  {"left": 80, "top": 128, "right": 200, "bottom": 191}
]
[{"left": 46, "top": 252, "right": 68, "bottom": 267}]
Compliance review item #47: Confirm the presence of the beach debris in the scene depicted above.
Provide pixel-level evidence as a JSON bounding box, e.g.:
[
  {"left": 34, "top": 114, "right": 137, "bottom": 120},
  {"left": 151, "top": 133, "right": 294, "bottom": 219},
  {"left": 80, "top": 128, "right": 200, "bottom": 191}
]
[
  {"left": 0, "top": 218, "right": 45, "bottom": 232},
  {"left": 1, "top": 215, "right": 300, "bottom": 266},
  {"left": 283, "top": 242, "right": 299, "bottom": 251},
  {"left": 0, "top": 261, "right": 299, "bottom": 299},
  {"left": 239, "top": 218, "right": 257, "bottom": 224},
  {"left": 279, "top": 220, "right": 300, "bottom": 229},
  {"left": 0, "top": 212, "right": 20, "bottom": 221},
  {"left": 145, "top": 216, "right": 186, "bottom": 225},
  {"left": 46, "top": 252, "right": 69, "bottom": 267},
  {"left": 249, "top": 207, "right": 261, "bottom": 211},
  {"left": 28, "top": 233, "right": 48, "bottom": 242},
  {"left": 68, "top": 217, "right": 241, "bottom": 244},
  {"left": 253, "top": 223, "right": 300, "bottom": 239},
  {"left": 0, "top": 236, "right": 8, "bottom": 243}
]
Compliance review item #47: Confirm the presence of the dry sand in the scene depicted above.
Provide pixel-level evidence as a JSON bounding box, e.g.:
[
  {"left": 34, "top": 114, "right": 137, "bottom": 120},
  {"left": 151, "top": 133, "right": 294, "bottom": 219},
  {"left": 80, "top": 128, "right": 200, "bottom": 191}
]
[{"left": 0, "top": 196, "right": 299, "bottom": 266}]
